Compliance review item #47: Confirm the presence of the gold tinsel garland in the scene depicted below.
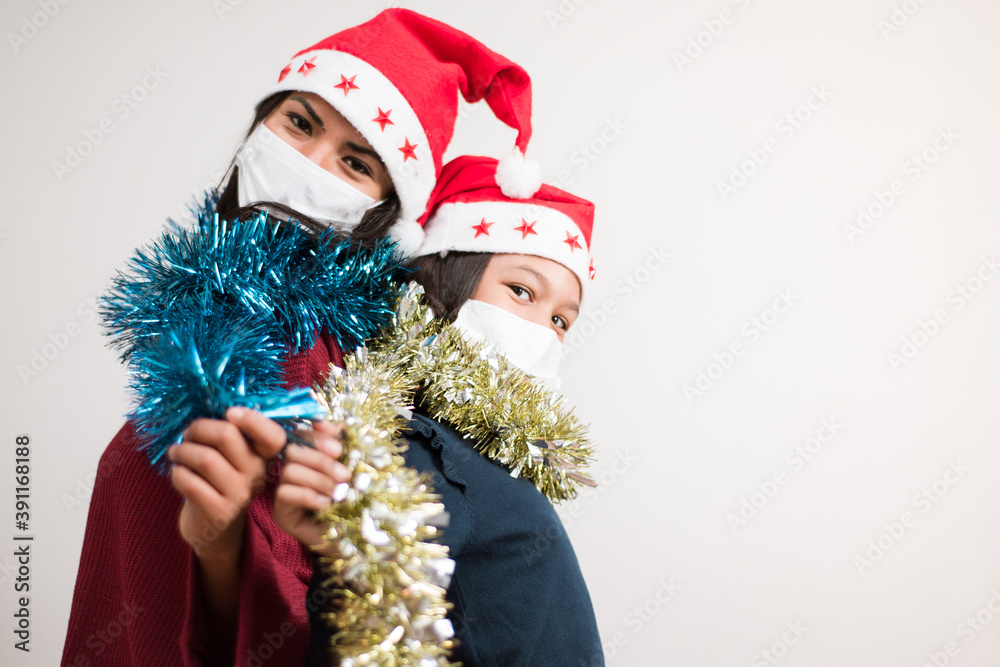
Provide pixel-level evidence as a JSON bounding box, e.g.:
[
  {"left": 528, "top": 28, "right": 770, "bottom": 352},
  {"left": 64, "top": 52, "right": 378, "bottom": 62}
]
[{"left": 313, "top": 282, "right": 596, "bottom": 665}]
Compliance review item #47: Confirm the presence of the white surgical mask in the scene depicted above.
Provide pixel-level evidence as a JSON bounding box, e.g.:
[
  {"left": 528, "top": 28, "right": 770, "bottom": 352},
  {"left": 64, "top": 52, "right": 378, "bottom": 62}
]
[
  {"left": 453, "top": 299, "right": 563, "bottom": 390},
  {"left": 234, "top": 124, "right": 383, "bottom": 231}
]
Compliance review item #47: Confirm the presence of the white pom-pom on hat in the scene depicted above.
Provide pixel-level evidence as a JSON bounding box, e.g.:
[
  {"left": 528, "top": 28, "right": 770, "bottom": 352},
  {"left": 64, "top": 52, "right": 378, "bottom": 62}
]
[
  {"left": 495, "top": 148, "right": 543, "bottom": 199},
  {"left": 387, "top": 219, "right": 426, "bottom": 257}
]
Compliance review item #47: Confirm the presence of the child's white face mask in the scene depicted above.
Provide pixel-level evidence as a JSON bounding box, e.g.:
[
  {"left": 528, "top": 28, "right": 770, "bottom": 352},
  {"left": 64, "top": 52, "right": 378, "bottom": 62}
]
[
  {"left": 234, "top": 124, "right": 383, "bottom": 231},
  {"left": 453, "top": 299, "right": 563, "bottom": 390}
]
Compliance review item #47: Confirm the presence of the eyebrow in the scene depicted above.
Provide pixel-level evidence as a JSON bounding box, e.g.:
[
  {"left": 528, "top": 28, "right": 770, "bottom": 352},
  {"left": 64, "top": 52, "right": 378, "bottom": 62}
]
[
  {"left": 290, "top": 96, "right": 324, "bottom": 129},
  {"left": 346, "top": 141, "right": 386, "bottom": 166},
  {"left": 510, "top": 265, "right": 548, "bottom": 287}
]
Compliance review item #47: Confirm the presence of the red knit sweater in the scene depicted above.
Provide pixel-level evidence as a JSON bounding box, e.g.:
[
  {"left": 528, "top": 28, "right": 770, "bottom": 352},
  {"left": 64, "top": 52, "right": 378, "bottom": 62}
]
[{"left": 62, "top": 333, "right": 343, "bottom": 667}]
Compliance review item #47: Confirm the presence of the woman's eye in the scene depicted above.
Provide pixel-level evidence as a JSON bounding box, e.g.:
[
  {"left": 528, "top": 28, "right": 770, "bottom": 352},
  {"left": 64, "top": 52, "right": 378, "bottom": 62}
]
[
  {"left": 286, "top": 112, "right": 312, "bottom": 135},
  {"left": 509, "top": 285, "right": 531, "bottom": 301},
  {"left": 344, "top": 156, "right": 372, "bottom": 177},
  {"left": 552, "top": 315, "right": 567, "bottom": 330}
]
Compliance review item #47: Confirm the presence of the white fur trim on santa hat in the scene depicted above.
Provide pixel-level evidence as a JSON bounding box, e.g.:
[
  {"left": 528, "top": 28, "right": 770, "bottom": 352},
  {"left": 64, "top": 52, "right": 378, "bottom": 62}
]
[
  {"left": 495, "top": 149, "right": 542, "bottom": 199},
  {"left": 267, "top": 50, "right": 436, "bottom": 228},
  {"left": 387, "top": 218, "right": 426, "bottom": 257},
  {"left": 415, "top": 200, "right": 591, "bottom": 291}
]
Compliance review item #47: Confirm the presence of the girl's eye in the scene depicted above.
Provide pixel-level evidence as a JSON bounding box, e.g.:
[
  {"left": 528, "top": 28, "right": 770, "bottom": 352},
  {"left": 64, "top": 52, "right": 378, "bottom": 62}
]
[
  {"left": 286, "top": 112, "right": 312, "bottom": 135},
  {"left": 552, "top": 315, "right": 567, "bottom": 330},
  {"left": 508, "top": 285, "right": 531, "bottom": 302},
  {"left": 344, "top": 156, "right": 372, "bottom": 177}
]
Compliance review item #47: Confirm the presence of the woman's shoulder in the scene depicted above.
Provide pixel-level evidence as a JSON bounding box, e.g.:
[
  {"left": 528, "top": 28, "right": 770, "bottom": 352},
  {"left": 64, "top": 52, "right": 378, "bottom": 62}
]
[{"left": 98, "top": 421, "right": 173, "bottom": 488}]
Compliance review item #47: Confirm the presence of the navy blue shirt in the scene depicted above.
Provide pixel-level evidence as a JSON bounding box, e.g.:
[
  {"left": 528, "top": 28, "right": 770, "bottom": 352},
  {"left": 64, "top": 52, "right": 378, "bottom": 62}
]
[{"left": 308, "top": 412, "right": 604, "bottom": 666}]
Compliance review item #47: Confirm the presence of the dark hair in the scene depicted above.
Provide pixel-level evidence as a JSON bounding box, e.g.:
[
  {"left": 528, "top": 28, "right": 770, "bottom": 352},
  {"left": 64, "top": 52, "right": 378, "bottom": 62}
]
[
  {"left": 406, "top": 252, "right": 492, "bottom": 322},
  {"left": 216, "top": 91, "right": 401, "bottom": 248}
]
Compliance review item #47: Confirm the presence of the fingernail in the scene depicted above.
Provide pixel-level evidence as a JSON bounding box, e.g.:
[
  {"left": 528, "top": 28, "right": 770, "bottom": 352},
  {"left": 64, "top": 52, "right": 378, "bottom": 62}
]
[
  {"left": 167, "top": 445, "right": 177, "bottom": 460},
  {"left": 317, "top": 436, "right": 339, "bottom": 457},
  {"left": 227, "top": 406, "right": 247, "bottom": 419}
]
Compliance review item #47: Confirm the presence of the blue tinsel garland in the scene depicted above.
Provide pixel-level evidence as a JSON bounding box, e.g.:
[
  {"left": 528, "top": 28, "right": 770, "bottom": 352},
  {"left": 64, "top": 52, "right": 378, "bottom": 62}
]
[{"left": 101, "top": 196, "right": 404, "bottom": 469}]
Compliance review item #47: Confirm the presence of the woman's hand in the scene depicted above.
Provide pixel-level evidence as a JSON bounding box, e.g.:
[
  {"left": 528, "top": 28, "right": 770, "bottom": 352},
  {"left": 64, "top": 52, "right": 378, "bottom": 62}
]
[
  {"left": 274, "top": 420, "right": 351, "bottom": 556},
  {"left": 167, "top": 407, "right": 288, "bottom": 656},
  {"left": 168, "top": 407, "right": 287, "bottom": 563}
]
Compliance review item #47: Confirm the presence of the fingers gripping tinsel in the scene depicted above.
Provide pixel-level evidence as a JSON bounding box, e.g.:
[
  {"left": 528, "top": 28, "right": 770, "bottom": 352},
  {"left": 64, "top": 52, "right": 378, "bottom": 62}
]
[{"left": 313, "top": 347, "right": 457, "bottom": 667}]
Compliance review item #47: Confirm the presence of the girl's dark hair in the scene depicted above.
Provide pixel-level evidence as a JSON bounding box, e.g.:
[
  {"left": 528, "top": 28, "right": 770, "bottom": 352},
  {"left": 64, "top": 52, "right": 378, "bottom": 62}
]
[
  {"left": 216, "top": 91, "right": 401, "bottom": 248},
  {"left": 406, "top": 252, "right": 492, "bottom": 322}
]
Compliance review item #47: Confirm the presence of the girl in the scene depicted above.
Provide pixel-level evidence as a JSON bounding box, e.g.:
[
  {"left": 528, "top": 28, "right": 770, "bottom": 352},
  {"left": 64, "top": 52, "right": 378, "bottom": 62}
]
[
  {"left": 62, "top": 11, "right": 540, "bottom": 666},
  {"left": 275, "top": 155, "right": 605, "bottom": 666}
]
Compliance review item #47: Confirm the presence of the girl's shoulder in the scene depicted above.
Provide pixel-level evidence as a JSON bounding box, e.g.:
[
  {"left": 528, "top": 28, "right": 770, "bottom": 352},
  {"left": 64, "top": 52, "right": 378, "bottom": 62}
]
[{"left": 403, "top": 412, "right": 562, "bottom": 541}]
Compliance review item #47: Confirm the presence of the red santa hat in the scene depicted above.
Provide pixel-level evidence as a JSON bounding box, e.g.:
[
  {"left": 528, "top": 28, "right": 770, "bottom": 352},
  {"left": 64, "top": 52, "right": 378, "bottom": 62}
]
[
  {"left": 415, "top": 155, "right": 596, "bottom": 292},
  {"left": 263, "top": 9, "right": 540, "bottom": 254}
]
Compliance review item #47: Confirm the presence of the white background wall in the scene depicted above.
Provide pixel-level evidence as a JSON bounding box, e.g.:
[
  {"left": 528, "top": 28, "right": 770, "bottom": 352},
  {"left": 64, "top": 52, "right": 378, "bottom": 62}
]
[{"left": 2, "top": 0, "right": 999, "bottom": 665}]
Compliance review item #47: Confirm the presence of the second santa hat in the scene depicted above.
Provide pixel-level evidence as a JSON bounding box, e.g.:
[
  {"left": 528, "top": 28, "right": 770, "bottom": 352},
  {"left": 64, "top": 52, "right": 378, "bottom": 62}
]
[{"left": 415, "top": 155, "right": 596, "bottom": 293}]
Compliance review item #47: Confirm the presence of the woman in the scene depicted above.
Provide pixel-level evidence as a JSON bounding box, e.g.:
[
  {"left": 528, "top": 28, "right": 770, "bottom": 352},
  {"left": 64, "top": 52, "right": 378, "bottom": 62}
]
[
  {"left": 62, "top": 11, "right": 539, "bottom": 667},
  {"left": 275, "top": 155, "right": 604, "bottom": 666}
]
